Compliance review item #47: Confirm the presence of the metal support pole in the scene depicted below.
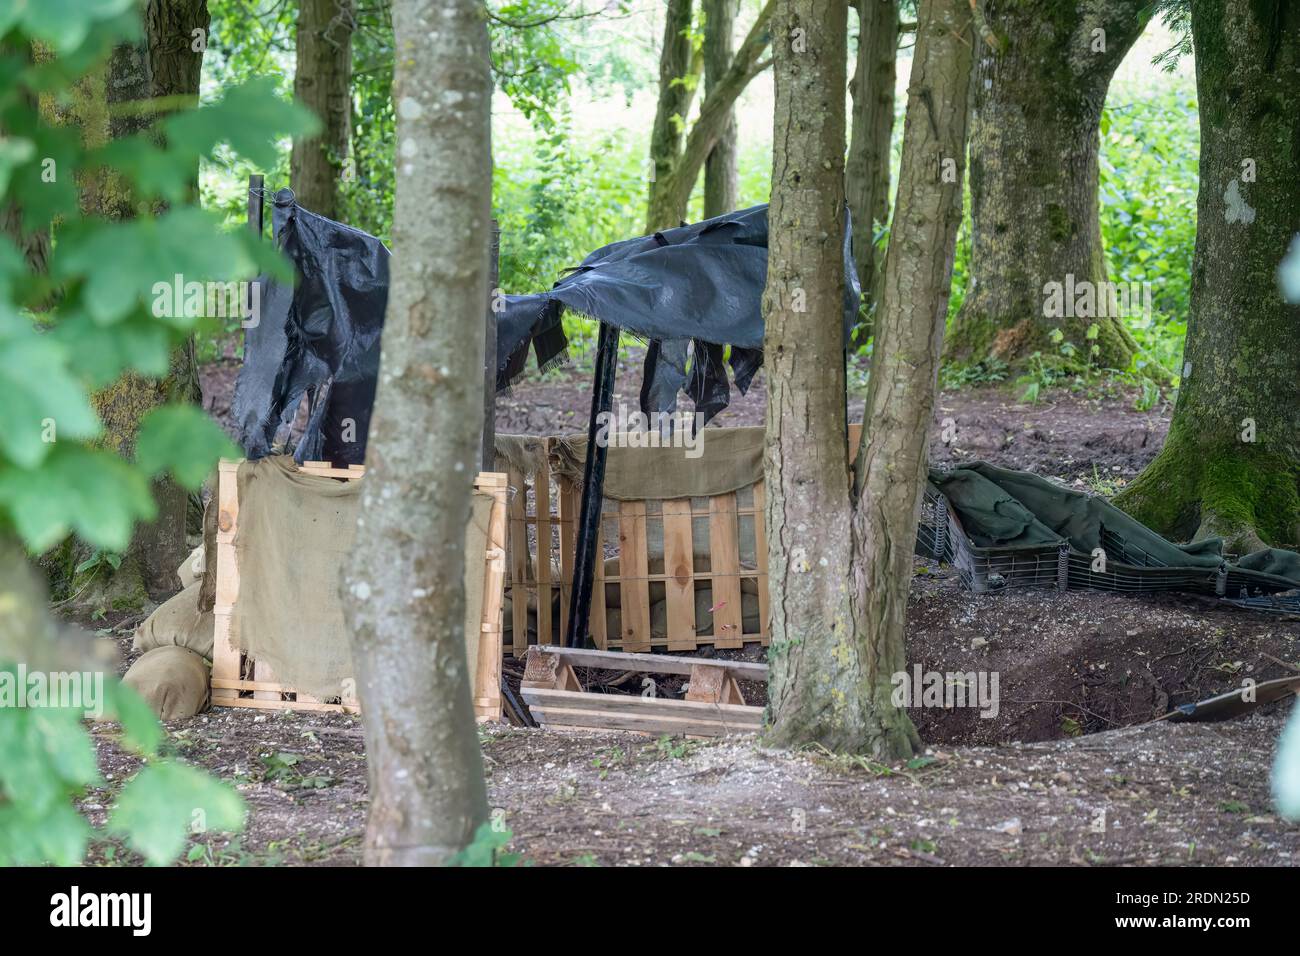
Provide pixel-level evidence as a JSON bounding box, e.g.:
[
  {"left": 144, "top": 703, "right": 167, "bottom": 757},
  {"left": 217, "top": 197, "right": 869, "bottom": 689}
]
[{"left": 565, "top": 322, "right": 619, "bottom": 648}]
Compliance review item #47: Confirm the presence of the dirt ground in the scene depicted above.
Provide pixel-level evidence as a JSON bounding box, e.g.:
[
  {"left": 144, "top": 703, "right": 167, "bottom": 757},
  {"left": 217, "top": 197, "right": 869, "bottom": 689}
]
[{"left": 70, "top": 360, "right": 1296, "bottom": 867}]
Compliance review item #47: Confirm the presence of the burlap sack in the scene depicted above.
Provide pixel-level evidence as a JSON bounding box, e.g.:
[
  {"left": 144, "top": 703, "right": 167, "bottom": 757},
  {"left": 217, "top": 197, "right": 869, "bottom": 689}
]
[
  {"left": 133, "top": 581, "right": 214, "bottom": 659},
  {"left": 122, "top": 645, "right": 211, "bottom": 720},
  {"left": 177, "top": 545, "right": 205, "bottom": 588}
]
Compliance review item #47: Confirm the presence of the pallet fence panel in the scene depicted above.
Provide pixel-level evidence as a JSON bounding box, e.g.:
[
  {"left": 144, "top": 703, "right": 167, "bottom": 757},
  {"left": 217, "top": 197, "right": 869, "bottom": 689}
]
[
  {"left": 210, "top": 460, "right": 506, "bottom": 719},
  {"left": 618, "top": 500, "right": 651, "bottom": 652},
  {"left": 708, "top": 492, "right": 744, "bottom": 648},
  {"left": 507, "top": 467, "right": 530, "bottom": 657},
  {"left": 752, "top": 480, "right": 771, "bottom": 644},
  {"left": 661, "top": 498, "right": 697, "bottom": 651}
]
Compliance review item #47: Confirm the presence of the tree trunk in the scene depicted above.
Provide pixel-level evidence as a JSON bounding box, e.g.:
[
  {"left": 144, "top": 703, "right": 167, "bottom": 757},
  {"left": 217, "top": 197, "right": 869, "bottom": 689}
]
[
  {"left": 947, "top": 0, "right": 1146, "bottom": 369},
  {"left": 845, "top": 0, "right": 897, "bottom": 321},
  {"left": 60, "top": 12, "right": 204, "bottom": 602},
  {"left": 647, "top": 0, "right": 699, "bottom": 231},
  {"left": 645, "top": 0, "right": 773, "bottom": 232},
  {"left": 70, "top": 4, "right": 208, "bottom": 602},
  {"left": 341, "top": 0, "right": 492, "bottom": 866},
  {"left": 1113, "top": 0, "right": 1300, "bottom": 554},
  {"left": 291, "top": 0, "right": 354, "bottom": 219},
  {"left": 702, "top": 0, "right": 738, "bottom": 218},
  {"left": 762, "top": 0, "right": 857, "bottom": 748},
  {"left": 764, "top": 0, "right": 971, "bottom": 758}
]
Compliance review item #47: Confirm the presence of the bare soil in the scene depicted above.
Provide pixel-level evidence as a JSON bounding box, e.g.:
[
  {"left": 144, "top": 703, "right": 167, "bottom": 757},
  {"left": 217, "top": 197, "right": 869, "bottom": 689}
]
[{"left": 70, "top": 361, "right": 1295, "bottom": 867}]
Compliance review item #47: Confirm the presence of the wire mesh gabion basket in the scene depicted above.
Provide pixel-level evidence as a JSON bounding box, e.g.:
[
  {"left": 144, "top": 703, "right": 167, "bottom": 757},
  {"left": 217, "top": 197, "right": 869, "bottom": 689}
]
[{"left": 913, "top": 484, "right": 1298, "bottom": 600}]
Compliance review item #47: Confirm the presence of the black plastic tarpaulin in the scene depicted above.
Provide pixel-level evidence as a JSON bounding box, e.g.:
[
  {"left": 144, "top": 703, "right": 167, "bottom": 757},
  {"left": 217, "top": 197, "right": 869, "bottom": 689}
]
[
  {"left": 235, "top": 197, "right": 859, "bottom": 464},
  {"left": 498, "top": 202, "right": 861, "bottom": 425}
]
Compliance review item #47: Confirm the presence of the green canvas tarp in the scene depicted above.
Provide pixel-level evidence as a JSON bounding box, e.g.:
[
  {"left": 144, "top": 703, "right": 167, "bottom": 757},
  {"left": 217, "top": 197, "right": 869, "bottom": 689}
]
[{"left": 929, "top": 461, "right": 1300, "bottom": 591}]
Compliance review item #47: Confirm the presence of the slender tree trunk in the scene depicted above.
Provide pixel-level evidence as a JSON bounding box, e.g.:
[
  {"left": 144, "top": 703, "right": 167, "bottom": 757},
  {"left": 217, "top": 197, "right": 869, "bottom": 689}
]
[
  {"left": 341, "top": 0, "right": 492, "bottom": 866},
  {"left": 765, "top": 0, "right": 971, "bottom": 758},
  {"left": 647, "top": 0, "right": 699, "bottom": 231},
  {"left": 291, "top": 0, "right": 354, "bottom": 219},
  {"left": 762, "top": 0, "right": 856, "bottom": 747},
  {"left": 646, "top": 0, "right": 773, "bottom": 231},
  {"left": 1113, "top": 0, "right": 1300, "bottom": 554},
  {"left": 845, "top": 0, "right": 897, "bottom": 321},
  {"left": 702, "top": 0, "right": 738, "bottom": 218},
  {"left": 947, "top": 0, "right": 1146, "bottom": 369}
]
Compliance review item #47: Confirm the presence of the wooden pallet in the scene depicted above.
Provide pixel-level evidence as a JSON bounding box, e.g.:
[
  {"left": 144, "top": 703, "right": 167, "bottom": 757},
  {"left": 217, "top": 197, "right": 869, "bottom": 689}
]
[
  {"left": 518, "top": 645, "right": 766, "bottom": 737},
  {"left": 505, "top": 425, "right": 861, "bottom": 655},
  {"left": 211, "top": 459, "right": 507, "bottom": 720}
]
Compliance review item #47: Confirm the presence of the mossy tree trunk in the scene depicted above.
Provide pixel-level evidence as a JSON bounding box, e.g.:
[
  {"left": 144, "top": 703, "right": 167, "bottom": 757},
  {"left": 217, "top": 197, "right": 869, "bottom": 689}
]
[
  {"left": 845, "top": 0, "right": 897, "bottom": 324},
  {"left": 764, "top": 0, "right": 970, "bottom": 759},
  {"left": 947, "top": 0, "right": 1147, "bottom": 369},
  {"left": 290, "top": 0, "right": 354, "bottom": 219},
  {"left": 340, "top": 0, "right": 491, "bottom": 865},
  {"left": 702, "top": 0, "right": 739, "bottom": 218},
  {"left": 1113, "top": 0, "right": 1300, "bottom": 554},
  {"left": 73, "top": 3, "right": 207, "bottom": 603}
]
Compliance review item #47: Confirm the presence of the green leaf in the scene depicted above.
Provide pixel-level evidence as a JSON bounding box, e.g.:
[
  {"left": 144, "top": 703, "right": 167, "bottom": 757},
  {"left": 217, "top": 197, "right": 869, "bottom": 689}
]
[
  {"left": 96, "top": 136, "right": 193, "bottom": 206},
  {"left": 164, "top": 78, "right": 320, "bottom": 170},
  {"left": 109, "top": 761, "right": 245, "bottom": 865},
  {"left": 135, "top": 404, "right": 239, "bottom": 489},
  {"left": 55, "top": 207, "right": 255, "bottom": 326},
  {"left": 107, "top": 681, "right": 164, "bottom": 758},
  {"left": 0, "top": 444, "right": 155, "bottom": 552},
  {"left": 0, "top": 135, "right": 35, "bottom": 195},
  {"left": 51, "top": 309, "right": 173, "bottom": 387},
  {"left": 17, "top": 0, "right": 139, "bottom": 53},
  {"left": 0, "top": 323, "right": 101, "bottom": 468},
  {"left": 0, "top": 800, "right": 92, "bottom": 866}
]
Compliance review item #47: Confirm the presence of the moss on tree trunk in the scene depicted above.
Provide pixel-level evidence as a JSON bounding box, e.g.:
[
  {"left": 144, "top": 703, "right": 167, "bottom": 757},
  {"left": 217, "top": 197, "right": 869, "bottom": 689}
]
[
  {"left": 1114, "top": 0, "right": 1300, "bottom": 553},
  {"left": 946, "top": 0, "right": 1148, "bottom": 370}
]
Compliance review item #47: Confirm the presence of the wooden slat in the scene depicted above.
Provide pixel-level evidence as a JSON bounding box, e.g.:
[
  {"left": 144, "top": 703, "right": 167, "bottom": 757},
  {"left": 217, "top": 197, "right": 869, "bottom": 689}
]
[
  {"left": 533, "top": 644, "right": 768, "bottom": 682},
  {"left": 661, "top": 498, "right": 696, "bottom": 651},
  {"left": 848, "top": 422, "right": 862, "bottom": 459},
  {"left": 752, "top": 480, "right": 770, "bottom": 645},
  {"left": 521, "top": 688, "right": 762, "bottom": 737},
  {"left": 535, "top": 454, "right": 553, "bottom": 646},
  {"left": 708, "top": 492, "right": 743, "bottom": 649},
  {"left": 253, "top": 658, "right": 280, "bottom": 702},
  {"left": 507, "top": 467, "right": 529, "bottom": 657},
  {"left": 211, "top": 459, "right": 242, "bottom": 701},
  {"left": 557, "top": 475, "right": 576, "bottom": 642},
  {"left": 590, "top": 509, "right": 608, "bottom": 649},
  {"left": 475, "top": 479, "right": 508, "bottom": 720},
  {"left": 617, "top": 500, "right": 651, "bottom": 652}
]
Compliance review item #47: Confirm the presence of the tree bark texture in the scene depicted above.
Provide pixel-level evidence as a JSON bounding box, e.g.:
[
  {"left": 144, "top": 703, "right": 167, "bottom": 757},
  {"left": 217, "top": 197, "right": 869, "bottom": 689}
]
[
  {"left": 846, "top": 0, "right": 971, "bottom": 758},
  {"left": 1113, "top": 0, "right": 1300, "bottom": 553},
  {"left": 702, "top": 0, "right": 739, "bottom": 218},
  {"left": 340, "top": 0, "right": 492, "bottom": 867},
  {"left": 947, "top": 0, "right": 1147, "bottom": 369},
  {"left": 764, "top": 0, "right": 971, "bottom": 758},
  {"left": 762, "top": 0, "right": 857, "bottom": 749},
  {"left": 845, "top": 0, "right": 897, "bottom": 320},
  {"left": 291, "top": 0, "right": 354, "bottom": 219}
]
